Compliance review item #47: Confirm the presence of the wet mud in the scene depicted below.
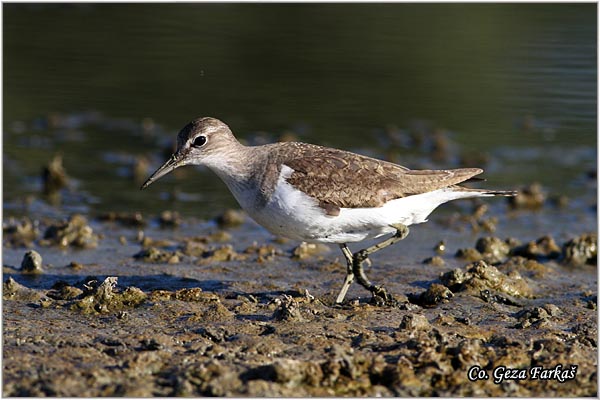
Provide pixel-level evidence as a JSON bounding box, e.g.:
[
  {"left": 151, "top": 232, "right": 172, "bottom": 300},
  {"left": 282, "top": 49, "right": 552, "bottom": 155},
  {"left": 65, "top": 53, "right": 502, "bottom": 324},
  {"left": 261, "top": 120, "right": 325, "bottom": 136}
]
[{"left": 3, "top": 204, "right": 597, "bottom": 397}]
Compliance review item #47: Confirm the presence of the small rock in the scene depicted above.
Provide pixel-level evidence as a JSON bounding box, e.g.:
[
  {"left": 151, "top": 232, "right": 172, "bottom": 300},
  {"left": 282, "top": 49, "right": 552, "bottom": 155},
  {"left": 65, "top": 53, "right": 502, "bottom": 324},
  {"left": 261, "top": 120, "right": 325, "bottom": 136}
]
[
  {"left": 208, "top": 230, "right": 233, "bottom": 242},
  {"left": 497, "top": 256, "right": 548, "bottom": 279},
  {"left": 272, "top": 295, "right": 304, "bottom": 322},
  {"left": 175, "top": 288, "right": 213, "bottom": 302},
  {"left": 244, "top": 243, "right": 281, "bottom": 262},
  {"left": 542, "top": 303, "right": 561, "bottom": 317},
  {"left": 41, "top": 214, "right": 99, "bottom": 248},
  {"left": 3, "top": 217, "right": 39, "bottom": 247},
  {"left": 423, "top": 256, "right": 445, "bottom": 266},
  {"left": 67, "top": 261, "right": 84, "bottom": 270},
  {"left": 513, "top": 306, "right": 551, "bottom": 329},
  {"left": 3, "top": 277, "right": 43, "bottom": 302},
  {"left": 475, "top": 236, "right": 511, "bottom": 263},
  {"left": 562, "top": 233, "right": 597, "bottom": 266},
  {"left": 134, "top": 247, "right": 181, "bottom": 264},
  {"left": 47, "top": 281, "right": 84, "bottom": 300},
  {"left": 42, "top": 153, "right": 69, "bottom": 196},
  {"left": 202, "top": 245, "right": 242, "bottom": 262},
  {"left": 181, "top": 240, "right": 208, "bottom": 257},
  {"left": 73, "top": 277, "right": 146, "bottom": 314},
  {"left": 292, "top": 242, "right": 330, "bottom": 259},
  {"left": 455, "top": 247, "right": 483, "bottom": 262},
  {"left": 21, "top": 250, "right": 43, "bottom": 274},
  {"left": 188, "top": 302, "right": 234, "bottom": 322},
  {"left": 440, "top": 260, "right": 533, "bottom": 298},
  {"left": 399, "top": 314, "right": 431, "bottom": 330},
  {"left": 159, "top": 210, "right": 182, "bottom": 228},
  {"left": 97, "top": 211, "right": 146, "bottom": 227},
  {"left": 414, "top": 283, "right": 454, "bottom": 306},
  {"left": 508, "top": 183, "right": 546, "bottom": 209},
  {"left": 512, "top": 235, "right": 561, "bottom": 260},
  {"left": 215, "top": 209, "right": 245, "bottom": 228}
]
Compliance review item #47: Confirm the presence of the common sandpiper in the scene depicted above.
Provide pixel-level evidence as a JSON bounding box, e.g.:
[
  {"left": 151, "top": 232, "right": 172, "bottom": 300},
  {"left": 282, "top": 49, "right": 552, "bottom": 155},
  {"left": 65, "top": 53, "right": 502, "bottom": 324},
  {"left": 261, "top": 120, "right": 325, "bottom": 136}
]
[{"left": 142, "top": 117, "right": 515, "bottom": 305}]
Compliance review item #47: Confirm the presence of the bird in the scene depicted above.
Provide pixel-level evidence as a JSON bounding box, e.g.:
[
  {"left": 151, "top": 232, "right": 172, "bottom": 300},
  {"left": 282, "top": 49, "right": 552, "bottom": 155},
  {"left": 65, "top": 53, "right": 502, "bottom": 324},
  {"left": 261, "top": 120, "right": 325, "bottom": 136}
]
[{"left": 141, "top": 117, "right": 515, "bottom": 305}]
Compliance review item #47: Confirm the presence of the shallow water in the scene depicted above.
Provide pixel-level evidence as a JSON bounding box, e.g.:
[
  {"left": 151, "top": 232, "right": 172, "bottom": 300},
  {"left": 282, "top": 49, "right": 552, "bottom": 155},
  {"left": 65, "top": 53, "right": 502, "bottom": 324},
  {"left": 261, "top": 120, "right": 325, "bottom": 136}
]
[{"left": 3, "top": 3, "right": 597, "bottom": 218}]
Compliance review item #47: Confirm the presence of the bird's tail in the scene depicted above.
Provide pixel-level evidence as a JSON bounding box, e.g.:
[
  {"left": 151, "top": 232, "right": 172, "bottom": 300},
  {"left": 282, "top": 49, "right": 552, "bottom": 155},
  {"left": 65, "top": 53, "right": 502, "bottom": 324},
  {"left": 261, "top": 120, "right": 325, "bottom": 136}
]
[{"left": 453, "top": 187, "right": 517, "bottom": 197}]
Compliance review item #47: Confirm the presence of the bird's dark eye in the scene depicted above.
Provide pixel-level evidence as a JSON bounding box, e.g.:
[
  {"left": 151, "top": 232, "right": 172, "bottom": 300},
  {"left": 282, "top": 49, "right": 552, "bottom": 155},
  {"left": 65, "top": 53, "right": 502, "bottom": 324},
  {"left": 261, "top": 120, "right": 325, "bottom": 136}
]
[{"left": 192, "top": 135, "right": 207, "bottom": 147}]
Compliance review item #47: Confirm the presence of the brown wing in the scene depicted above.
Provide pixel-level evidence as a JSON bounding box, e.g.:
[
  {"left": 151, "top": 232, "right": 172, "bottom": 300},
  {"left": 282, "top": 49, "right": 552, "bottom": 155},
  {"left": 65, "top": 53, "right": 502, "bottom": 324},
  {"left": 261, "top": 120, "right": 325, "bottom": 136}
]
[{"left": 279, "top": 144, "right": 482, "bottom": 213}]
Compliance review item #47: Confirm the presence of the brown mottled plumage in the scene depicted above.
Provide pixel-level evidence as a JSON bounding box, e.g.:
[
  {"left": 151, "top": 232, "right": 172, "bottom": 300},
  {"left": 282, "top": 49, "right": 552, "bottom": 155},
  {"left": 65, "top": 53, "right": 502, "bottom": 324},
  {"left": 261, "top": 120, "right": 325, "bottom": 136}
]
[{"left": 259, "top": 142, "right": 484, "bottom": 215}]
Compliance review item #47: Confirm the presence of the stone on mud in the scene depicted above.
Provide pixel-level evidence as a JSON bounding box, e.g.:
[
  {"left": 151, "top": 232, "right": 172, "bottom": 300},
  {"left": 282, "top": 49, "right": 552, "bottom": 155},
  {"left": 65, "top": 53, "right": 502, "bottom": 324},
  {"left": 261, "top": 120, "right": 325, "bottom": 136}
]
[
  {"left": 3, "top": 217, "right": 39, "bottom": 247},
  {"left": 72, "top": 277, "right": 146, "bottom": 314},
  {"left": 475, "top": 236, "right": 511, "bottom": 263},
  {"left": 21, "top": 250, "right": 43, "bottom": 274},
  {"left": 41, "top": 214, "right": 99, "bottom": 248},
  {"left": 562, "top": 233, "right": 597, "bottom": 266},
  {"left": 440, "top": 260, "right": 533, "bottom": 298}
]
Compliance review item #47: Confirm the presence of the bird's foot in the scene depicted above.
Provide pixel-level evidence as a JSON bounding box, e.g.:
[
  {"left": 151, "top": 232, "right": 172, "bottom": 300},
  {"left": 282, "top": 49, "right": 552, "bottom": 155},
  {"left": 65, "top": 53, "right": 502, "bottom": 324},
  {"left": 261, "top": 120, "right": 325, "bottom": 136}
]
[{"left": 368, "top": 285, "right": 397, "bottom": 307}]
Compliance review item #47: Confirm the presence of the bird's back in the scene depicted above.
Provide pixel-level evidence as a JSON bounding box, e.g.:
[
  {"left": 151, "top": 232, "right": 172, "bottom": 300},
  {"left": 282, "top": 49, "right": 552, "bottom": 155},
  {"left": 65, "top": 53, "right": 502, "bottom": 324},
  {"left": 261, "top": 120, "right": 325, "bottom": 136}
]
[{"left": 260, "top": 141, "right": 484, "bottom": 213}]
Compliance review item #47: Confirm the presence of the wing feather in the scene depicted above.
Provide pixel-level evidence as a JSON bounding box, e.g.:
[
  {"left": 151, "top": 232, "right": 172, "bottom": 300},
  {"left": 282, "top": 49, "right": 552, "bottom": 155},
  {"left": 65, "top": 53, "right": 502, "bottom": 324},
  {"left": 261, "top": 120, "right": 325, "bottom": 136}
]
[{"left": 272, "top": 143, "right": 483, "bottom": 210}]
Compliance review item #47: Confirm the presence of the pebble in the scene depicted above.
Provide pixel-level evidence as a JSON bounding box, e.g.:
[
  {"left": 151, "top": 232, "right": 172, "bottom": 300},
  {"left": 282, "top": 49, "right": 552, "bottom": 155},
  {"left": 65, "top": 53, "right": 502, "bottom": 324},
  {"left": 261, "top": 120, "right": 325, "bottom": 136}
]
[
  {"left": 216, "top": 209, "right": 245, "bottom": 228},
  {"left": 399, "top": 314, "right": 431, "bottom": 331},
  {"left": 21, "top": 250, "right": 43, "bottom": 274},
  {"left": 423, "top": 256, "right": 445, "bottom": 266}
]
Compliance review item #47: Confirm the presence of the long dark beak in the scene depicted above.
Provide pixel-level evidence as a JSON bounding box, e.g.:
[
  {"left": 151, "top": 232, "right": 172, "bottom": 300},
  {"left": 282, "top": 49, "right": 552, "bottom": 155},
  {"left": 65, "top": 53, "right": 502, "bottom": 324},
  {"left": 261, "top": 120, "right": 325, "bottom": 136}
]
[{"left": 140, "top": 153, "right": 185, "bottom": 190}]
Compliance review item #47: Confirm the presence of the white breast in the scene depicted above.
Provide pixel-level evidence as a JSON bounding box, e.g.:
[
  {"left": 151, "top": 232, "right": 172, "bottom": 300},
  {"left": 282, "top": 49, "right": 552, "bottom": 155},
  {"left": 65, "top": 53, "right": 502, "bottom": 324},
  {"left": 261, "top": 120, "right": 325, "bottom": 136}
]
[{"left": 222, "top": 165, "right": 489, "bottom": 244}]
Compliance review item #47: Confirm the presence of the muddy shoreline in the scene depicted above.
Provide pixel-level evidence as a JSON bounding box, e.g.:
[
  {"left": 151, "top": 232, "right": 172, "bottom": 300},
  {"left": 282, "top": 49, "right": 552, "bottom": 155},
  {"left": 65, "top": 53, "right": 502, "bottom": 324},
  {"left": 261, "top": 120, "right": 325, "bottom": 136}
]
[{"left": 3, "top": 204, "right": 597, "bottom": 396}]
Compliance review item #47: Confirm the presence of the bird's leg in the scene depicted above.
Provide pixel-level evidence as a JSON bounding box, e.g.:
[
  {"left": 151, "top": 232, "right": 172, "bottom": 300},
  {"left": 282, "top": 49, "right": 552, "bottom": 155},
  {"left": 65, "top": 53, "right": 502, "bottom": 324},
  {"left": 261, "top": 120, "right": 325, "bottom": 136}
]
[
  {"left": 335, "top": 244, "right": 355, "bottom": 304},
  {"left": 352, "top": 224, "right": 410, "bottom": 305}
]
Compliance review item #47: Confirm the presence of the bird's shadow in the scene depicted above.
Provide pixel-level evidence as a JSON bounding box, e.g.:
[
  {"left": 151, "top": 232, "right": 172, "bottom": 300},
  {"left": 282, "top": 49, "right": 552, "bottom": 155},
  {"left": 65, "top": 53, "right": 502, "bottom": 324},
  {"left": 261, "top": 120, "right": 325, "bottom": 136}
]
[{"left": 4, "top": 271, "right": 229, "bottom": 293}]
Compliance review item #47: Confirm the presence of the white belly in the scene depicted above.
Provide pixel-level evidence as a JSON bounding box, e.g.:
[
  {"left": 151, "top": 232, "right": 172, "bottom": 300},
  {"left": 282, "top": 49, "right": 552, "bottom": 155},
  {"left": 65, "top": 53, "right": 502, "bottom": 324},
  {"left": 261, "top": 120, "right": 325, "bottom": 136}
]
[{"left": 223, "top": 166, "right": 488, "bottom": 244}]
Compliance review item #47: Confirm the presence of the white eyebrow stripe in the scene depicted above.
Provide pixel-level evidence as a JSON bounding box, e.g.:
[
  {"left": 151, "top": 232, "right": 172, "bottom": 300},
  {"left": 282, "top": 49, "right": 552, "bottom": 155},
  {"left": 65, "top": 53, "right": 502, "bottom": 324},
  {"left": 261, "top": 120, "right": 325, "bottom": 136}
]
[{"left": 189, "top": 125, "right": 220, "bottom": 143}]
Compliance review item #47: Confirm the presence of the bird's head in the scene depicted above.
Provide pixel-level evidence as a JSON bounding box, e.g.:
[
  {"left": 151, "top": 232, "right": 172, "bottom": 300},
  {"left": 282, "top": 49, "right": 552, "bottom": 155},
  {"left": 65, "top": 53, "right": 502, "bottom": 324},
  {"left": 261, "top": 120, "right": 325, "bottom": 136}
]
[{"left": 141, "top": 117, "right": 238, "bottom": 189}]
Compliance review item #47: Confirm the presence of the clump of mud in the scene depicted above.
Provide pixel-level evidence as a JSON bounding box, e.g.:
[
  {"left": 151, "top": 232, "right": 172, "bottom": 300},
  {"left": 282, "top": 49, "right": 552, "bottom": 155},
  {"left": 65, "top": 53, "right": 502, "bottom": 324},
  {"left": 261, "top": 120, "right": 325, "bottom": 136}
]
[
  {"left": 40, "top": 214, "right": 99, "bottom": 248},
  {"left": 20, "top": 250, "right": 43, "bottom": 274},
  {"left": 42, "top": 153, "right": 69, "bottom": 197},
  {"left": 159, "top": 210, "right": 182, "bottom": 228},
  {"left": 512, "top": 235, "right": 561, "bottom": 261},
  {"left": 150, "top": 287, "right": 214, "bottom": 302},
  {"left": 292, "top": 242, "right": 330, "bottom": 260},
  {"left": 508, "top": 182, "right": 546, "bottom": 209},
  {"left": 475, "top": 236, "right": 512, "bottom": 263},
  {"left": 215, "top": 209, "right": 245, "bottom": 228},
  {"left": 454, "top": 234, "right": 595, "bottom": 268},
  {"left": 410, "top": 283, "right": 453, "bottom": 307},
  {"left": 512, "top": 304, "right": 562, "bottom": 329},
  {"left": 243, "top": 243, "right": 283, "bottom": 263},
  {"left": 134, "top": 247, "right": 182, "bottom": 264},
  {"left": 423, "top": 255, "right": 445, "bottom": 266},
  {"left": 3, "top": 277, "right": 44, "bottom": 302},
  {"left": 440, "top": 260, "right": 533, "bottom": 298},
  {"left": 71, "top": 277, "right": 147, "bottom": 314},
  {"left": 199, "top": 245, "right": 245, "bottom": 263},
  {"left": 562, "top": 233, "right": 597, "bottom": 266},
  {"left": 3, "top": 217, "right": 39, "bottom": 247},
  {"left": 97, "top": 211, "right": 146, "bottom": 227}
]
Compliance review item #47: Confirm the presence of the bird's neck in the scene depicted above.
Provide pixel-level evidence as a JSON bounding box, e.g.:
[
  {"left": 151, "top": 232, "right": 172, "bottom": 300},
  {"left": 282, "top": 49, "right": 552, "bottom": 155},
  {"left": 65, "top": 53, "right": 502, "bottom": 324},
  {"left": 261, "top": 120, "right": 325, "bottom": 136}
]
[{"left": 205, "top": 143, "right": 258, "bottom": 185}]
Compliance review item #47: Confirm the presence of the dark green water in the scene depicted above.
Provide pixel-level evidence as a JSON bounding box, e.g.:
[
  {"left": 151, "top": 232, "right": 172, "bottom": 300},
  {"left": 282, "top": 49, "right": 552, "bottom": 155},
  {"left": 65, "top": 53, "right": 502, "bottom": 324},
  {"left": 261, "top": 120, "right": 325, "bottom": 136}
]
[{"left": 3, "top": 3, "right": 597, "bottom": 218}]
